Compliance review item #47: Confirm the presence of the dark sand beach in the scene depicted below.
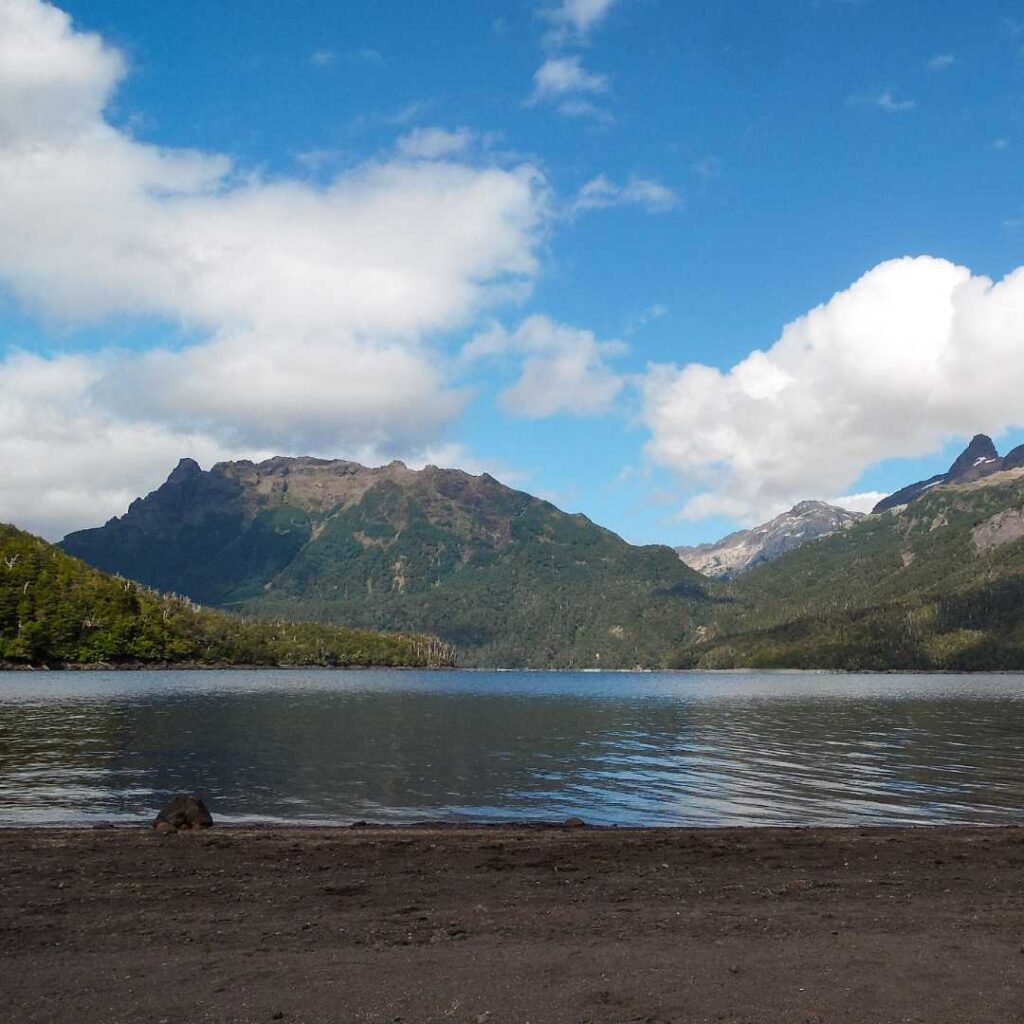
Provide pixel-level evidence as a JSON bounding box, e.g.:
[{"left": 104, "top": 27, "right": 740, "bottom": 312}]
[{"left": 3, "top": 824, "right": 1024, "bottom": 1023}]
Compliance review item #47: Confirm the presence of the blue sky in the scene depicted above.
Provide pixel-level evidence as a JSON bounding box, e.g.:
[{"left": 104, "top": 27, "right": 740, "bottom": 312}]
[{"left": 1, "top": 0, "right": 1022, "bottom": 544}]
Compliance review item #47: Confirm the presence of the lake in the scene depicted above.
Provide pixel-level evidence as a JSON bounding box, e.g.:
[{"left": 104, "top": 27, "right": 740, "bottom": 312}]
[{"left": 2, "top": 670, "right": 1024, "bottom": 827}]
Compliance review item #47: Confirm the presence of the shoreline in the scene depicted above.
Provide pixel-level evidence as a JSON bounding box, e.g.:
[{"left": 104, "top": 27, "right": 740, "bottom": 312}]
[
  {"left": 6, "top": 662, "right": 1024, "bottom": 673},
  {"left": 6, "top": 823, "right": 1024, "bottom": 1022}
]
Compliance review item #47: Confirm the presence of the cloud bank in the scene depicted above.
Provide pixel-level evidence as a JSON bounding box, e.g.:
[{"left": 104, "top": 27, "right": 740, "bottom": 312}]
[
  {"left": 465, "top": 315, "right": 627, "bottom": 418},
  {"left": 641, "top": 256, "right": 1024, "bottom": 523},
  {"left": 0, "top": 0, "right": 548, "bottom": 537}
]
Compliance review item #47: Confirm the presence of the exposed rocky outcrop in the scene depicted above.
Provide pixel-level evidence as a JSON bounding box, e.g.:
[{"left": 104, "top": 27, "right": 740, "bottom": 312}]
[
  {"left": 676, "top": 501, "right": 864, "bottom": 580},
  {"left": 874, "top": 435, "right": 1005, "bottom": 513}
]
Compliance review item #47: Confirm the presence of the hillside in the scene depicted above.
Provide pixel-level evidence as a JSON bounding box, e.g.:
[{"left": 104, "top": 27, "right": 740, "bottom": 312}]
[
  {"left": 677, "top": 501, "right": 864, "bottom": 579},
  {"left": 1, "top": 524, "right": 453, "bottom": 669},
  {"left": 61, "top": 458, "right": 714, "bottom": 668},
  {"left": 679, "top": 467, "right": 1024, "bottom": 670}
]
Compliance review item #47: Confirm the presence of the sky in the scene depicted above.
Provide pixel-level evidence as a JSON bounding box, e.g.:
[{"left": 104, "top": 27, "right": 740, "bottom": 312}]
[{"left": 0, "top": 0, "right": 1022, "bottom": 546}]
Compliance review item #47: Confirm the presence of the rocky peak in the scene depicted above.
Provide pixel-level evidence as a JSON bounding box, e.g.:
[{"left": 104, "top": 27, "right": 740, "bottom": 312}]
[
  {"left": 167, "top": 457, "right": 203, "bottom": 484},
  {"left": 946, "top": 434, "right": 999, "bottom": 480},
  {"left": 677, "top": 500, "right": 864, "bottom": 580},
  {"left": 874, "top": 433, "right": 1010, "bottom": 513}
]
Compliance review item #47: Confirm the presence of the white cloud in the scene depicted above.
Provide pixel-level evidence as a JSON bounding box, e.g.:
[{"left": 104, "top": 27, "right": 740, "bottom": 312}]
[
  {"left": 397, "top": 126, "right": 474, "bottom": 160},
  {"left": 992, "top": 137, "right": 1009, "bottom": 152},
  {"left": 849, "top": 89, "right": 916, "bottom": 113},
  {"left": 927, "top": 53, "right": 956, "bottom": 71},
  {"left": 404, "top": 442, "right": 527, "bottom": 486},
  {"left": 309, "top": 49, "right": 335, "bottom": 67},
  {"left": 0, "top": 0, "right": 550, "bottom": 537},
  {"left": 641, "top": 256, "right": 1024, "bottom": 524},
  {"left": 0, "top": 350, "right": 251, "bottom": 540},
  {"left": 831, "top": 491, "right": 889, "bottom": 514},
  {"left": 553, "top": 98, "right": 613, "bottom": 123},
  {"left": 547, "top": 0, "right": 618, "bottom": 35},
  {"left": 571, "top": 174, "right": 679, "bottom": 214},
  {"left": 465, "top": 315, "right": 627, "bottom": 418},
  {"left": 531, "top": 55, "right": 608, "bottom": 103}
]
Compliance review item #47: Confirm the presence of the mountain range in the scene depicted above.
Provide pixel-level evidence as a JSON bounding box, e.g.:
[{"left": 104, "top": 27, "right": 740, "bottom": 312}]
[
  {"left": 61, "top": 457, "right": 712, "bottom": 669},
  {"left": 680, "top": 437, "right": 1024, "bottom": 670},
  {"left": 42, "top": 432, "right": 1024, "bottom": 671}
]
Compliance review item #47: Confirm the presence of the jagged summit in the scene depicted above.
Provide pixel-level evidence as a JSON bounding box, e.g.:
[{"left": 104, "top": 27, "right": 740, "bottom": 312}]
[
  {"left": 167, "top": 457, "right": 202, "bottom": 484},
  {"left": 873, "top": 434, "right": 1015, "bottom": 513},
  {"left": 946, "top": 434, "right": 1000, "bottom": 479},
  {"left": 59, "top": 455, "right": 711, "bottom": 668},
  {"left": 677, "top": 500, "right": 864, "bottom": 580}
]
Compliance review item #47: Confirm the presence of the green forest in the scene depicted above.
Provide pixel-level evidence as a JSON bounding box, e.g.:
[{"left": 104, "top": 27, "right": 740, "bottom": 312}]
[
  {"left": 675, "top": 476, "right": 1024, "bottom": 671},
  {"left": 0, "top": 524, "right": 454, "bottom": 669}
]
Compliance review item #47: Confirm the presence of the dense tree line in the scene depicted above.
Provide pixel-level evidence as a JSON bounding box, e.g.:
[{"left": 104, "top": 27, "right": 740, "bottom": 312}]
[
  {"left": 676, "top": 480, "right": 1024, "bottom": 671},
  {"left": 0, "top": 524, "right": 454, "bottom": 668}
]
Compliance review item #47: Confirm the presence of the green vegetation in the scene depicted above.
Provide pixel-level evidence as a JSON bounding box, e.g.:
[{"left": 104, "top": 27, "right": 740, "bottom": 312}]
[
  {"left": 61, "top": 460, "right": 713, "bottom": 668},
  {"left": 1, "top": 524, "right": 454, "bottom": 669},
  {"left": 677, "top": 475, "right": 1024, "bottom": 670}
]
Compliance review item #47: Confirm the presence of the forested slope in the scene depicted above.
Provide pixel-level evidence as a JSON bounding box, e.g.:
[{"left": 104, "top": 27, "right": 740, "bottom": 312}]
[
  {"left": 1, "top": 523, "right": 453, "bottom": 668},
  {"left": 678, "top": 471, "right": 1024, "bottom": 670}
]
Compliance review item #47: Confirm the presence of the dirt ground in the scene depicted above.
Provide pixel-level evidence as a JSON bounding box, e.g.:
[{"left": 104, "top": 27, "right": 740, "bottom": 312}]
[{"left": 3, "top": 824, "right": 1024, "bottom": 1023}]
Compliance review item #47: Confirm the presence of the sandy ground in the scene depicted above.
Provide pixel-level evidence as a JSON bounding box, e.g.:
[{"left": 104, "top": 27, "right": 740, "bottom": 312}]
[{"left": 3, "top": 824, "right": 1024, "bottom": 1024}]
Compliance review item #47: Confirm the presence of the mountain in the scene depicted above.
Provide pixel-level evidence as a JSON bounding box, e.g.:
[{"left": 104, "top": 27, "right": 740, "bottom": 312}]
[
  {"left": 678, "top": 462, "right": 1024, "bottom": 671},
  {"left": 676, "top": 501, "right": 865, "bottom": 580},
  {"left": 0, "top": 523, "right": 452, "bottom": 668},
  {"left": 61, "top": 457, "right": 713, "bottom": 668},
  {"left": 872, "top": 434, "right": 1020, "bottom": 512}
]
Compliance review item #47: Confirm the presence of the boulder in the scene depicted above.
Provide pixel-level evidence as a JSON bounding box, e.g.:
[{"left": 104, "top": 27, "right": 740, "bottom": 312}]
[{"left": 153, "top": 794, "right": 213, "bottom": 831}]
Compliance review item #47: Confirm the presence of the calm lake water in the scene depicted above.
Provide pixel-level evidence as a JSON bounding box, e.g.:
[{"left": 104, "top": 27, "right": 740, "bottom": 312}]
[{"left": 2, "top": 670, "right": 1024, "bottom": 827}]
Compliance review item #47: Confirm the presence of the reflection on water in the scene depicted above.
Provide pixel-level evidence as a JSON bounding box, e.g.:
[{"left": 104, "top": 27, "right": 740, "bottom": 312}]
[{"left": 2, "top": 670, "right": 1024, "bottom": 826}]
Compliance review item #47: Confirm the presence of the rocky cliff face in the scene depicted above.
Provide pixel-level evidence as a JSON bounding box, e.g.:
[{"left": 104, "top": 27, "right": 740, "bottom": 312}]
[
  {"left": 873, "top": 434, "right": 1015, "bottom": 513},
  {"left": 61, "top": 457, "right": 712, "bottom": 668},
  {"left": 676, "top": 501, "right": 865, "bottom": 580}
]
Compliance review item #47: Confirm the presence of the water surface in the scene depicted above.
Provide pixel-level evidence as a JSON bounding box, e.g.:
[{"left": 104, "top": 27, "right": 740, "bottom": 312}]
[{"left": 2, "top": 669, "right": 1023, "bottom": 827}]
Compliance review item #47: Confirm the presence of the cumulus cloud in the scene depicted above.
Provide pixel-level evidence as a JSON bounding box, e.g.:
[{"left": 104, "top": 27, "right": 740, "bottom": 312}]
[
  {"left": 548, "top": 0, "right": 618, "bottom": 34},
  {"left": 571, "top": 174, "right": 678, "bottom": 215},
  {"left": 641, "top": 256, "right": 1024, "bottom": 524},
  {"left": 531, "top": 55, "right": 608, "bottom": 101},
  {"left": 465, "top": 315, "right": 627, "bottom": 418},
  {"left": 0, "top": 350, "right": 253, "bottom": 540},
  {"left": 396, "top": 126, "right": 474, "bottom": 160},
  {"left": 0, "top": 0, "right": 549, "bottom": 536},
  {"left": 542, "top": 0, "right": 619, "bottom": 45},
  {"left": 831, "top": 492, "right": 889, "bottom": 514}
]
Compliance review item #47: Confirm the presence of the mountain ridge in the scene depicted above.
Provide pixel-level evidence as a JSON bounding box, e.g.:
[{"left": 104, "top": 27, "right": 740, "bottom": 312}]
[
  {"left": 61, "top": 457, "right": 714, "bottom": 668},
  {"left": 873, "top": 434, "right": 1024, "bottom": 513},
  {"left": 676, "top": 500, "right": 865, "bottom": 579}
]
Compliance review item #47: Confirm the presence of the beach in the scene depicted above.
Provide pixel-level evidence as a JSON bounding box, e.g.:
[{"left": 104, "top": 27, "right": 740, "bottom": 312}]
[{"left": 3, "top": 824, "right": 1024, "bottom": 1023}]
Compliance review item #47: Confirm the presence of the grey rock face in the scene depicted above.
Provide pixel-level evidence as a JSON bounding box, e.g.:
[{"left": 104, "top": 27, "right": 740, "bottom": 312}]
[
  {"left": 676, "top": 500, "right": 864, "bottom": 580},
  {"left": 873, "top": 434, "right": 1006, "bottom": 513}
]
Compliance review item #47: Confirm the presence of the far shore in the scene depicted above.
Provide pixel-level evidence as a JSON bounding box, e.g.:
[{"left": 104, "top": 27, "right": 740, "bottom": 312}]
[
  {"left": 5, "top": 823, "right": 1024, "bottom": 1023},
  {"left": 6, "top": 662, "right": 1024, "bottom": 674}
]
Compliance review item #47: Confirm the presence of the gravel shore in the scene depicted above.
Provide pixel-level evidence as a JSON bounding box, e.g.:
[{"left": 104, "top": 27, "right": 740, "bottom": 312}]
[{"left": 3, "top": 824, "right": 1024, "bottom": 1023}]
